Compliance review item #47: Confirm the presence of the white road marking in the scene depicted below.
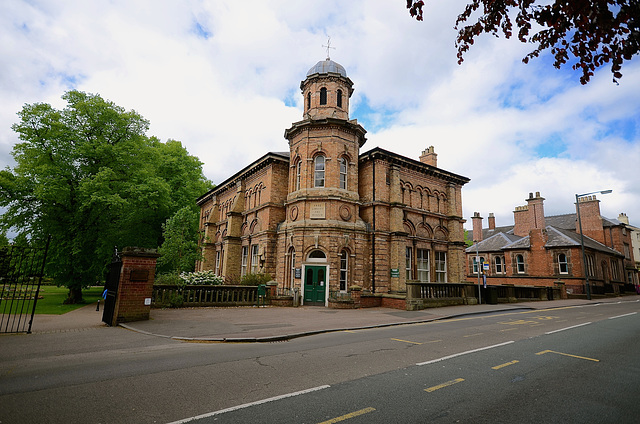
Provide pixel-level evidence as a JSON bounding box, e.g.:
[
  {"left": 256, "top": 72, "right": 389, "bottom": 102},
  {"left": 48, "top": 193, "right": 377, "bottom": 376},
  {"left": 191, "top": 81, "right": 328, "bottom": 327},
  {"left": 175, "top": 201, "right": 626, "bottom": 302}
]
[
  {"left": 545, "top": 322, "right": 591, "bottom": 334},
  {"left": 608, "top": 312, "right": 637, "bottom": 320},
  {"left": 416, "top": 341, "right": 514, "bottom": 366},
  {"left": 166, "top": 385, "right": 331, "bottom": 423}
]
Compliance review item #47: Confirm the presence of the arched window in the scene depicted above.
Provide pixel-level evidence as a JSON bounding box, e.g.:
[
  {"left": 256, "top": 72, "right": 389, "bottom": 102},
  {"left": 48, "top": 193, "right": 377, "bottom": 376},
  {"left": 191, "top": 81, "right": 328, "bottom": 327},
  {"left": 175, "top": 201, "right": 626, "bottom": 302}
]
[
  {"left": 558, "top": 253, "right": 568, "bottom": 274},
  {"left": 320, "top": 87, "right": 327, "bottom": 105},
  {"left": 307, "top": 92, "right": 311, "bottom": 111},
  {"left": 295, "top": 160, "right": 301, "bottom": 190},
  {"left": 339, "top": 250, "right": 348, "bottom": 291},
  {"left": 308, "top": 250, "right": 326, "bottom": 262},
  {"left": 337, "top": 89, "right": 343, "bottom": 108},
  {"left": 516, "top": 254, "right": 525, "bottom": 274},
  {"left": 339, "top": 157, "right": 347, "bottom": 189},
  {"left": 314, "top": 155, "right": 325, "bottom": 187}
]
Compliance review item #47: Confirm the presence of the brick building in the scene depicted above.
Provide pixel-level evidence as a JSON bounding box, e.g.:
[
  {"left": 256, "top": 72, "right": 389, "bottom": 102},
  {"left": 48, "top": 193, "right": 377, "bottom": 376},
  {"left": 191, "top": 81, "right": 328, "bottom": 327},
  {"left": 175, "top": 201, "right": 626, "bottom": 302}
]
[
  {"left": 196, "top": 58, "right": 470, "bottom": 306},
  {"left": 466, "top": 192, "right": 639, "bottom": 296}
]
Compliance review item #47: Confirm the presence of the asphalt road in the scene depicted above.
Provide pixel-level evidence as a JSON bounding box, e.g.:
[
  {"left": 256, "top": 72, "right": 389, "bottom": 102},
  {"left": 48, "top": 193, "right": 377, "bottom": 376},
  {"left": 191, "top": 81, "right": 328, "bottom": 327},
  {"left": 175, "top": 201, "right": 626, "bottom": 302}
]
[{"left": 1, "top": 300, "right": 638, "bottom": 423}]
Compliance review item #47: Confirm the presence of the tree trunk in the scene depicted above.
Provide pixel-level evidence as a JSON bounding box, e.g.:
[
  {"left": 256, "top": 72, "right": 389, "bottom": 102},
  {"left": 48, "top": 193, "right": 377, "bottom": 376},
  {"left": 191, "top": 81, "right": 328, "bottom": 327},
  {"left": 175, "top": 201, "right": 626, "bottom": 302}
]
[{"left": 64, "top": 287, "right": 84, "bottom": 304}]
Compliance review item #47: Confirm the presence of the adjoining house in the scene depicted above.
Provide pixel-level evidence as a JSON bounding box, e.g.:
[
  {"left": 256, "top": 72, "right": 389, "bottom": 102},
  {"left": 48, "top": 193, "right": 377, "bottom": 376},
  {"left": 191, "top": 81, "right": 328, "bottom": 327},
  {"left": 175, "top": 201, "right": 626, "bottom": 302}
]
[
  {"left": 618, "top": 213, "right": 640, "bottom": 277},
  {"left": 466, "top": 192, "right": 639, "bottom": 297},
  {"left": 196, "top": 58, "right": 470, "bottom": 307}
]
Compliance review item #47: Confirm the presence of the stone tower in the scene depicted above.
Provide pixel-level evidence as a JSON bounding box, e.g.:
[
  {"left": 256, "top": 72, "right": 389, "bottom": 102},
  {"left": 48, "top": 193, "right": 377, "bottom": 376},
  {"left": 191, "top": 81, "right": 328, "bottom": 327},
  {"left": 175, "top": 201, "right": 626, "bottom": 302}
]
[{"left": 277, "top": 58, "right": 369, "bottom": 304}]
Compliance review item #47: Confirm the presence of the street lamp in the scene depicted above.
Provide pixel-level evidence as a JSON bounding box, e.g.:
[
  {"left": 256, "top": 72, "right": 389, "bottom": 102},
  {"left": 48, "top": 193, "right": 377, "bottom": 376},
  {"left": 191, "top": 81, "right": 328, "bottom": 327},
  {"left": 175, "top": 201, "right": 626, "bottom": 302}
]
[{"left": 575, "top": 189, "right": 612, "bottom": 300}]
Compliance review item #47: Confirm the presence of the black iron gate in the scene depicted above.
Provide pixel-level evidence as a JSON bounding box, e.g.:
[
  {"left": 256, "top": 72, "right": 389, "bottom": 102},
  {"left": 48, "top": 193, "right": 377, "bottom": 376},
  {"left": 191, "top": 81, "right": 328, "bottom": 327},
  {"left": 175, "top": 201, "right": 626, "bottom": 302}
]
[
  {"left": 0, "top": 239, "right": 51, "bottom": 334},
  {"left": 102, "top": 248, "right": 122, "bottom": 326}
]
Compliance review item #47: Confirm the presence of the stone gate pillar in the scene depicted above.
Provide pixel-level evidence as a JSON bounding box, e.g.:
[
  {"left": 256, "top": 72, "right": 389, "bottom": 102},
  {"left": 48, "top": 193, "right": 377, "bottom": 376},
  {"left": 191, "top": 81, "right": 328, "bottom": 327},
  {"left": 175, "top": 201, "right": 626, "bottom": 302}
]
[{"left": 111, "top": 247, "right": 160, "bottom": 326}]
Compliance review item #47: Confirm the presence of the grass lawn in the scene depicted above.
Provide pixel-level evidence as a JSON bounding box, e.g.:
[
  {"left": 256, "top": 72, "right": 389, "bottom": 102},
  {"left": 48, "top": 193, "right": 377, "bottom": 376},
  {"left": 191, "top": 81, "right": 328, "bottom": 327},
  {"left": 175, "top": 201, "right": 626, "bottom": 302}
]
[
  {"left": 35, "top": 285, "right": 104, "bottom": 314},
  {"left": 0, "top": 285, "right": 105, "bottom": 315}
]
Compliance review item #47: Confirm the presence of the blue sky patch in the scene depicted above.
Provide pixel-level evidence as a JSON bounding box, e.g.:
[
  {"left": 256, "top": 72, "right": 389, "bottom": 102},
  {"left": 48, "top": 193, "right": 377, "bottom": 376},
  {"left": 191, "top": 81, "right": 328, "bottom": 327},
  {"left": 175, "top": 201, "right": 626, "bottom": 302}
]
[{"left": 191, "top": 21, "right": 212, "bottom": 39}]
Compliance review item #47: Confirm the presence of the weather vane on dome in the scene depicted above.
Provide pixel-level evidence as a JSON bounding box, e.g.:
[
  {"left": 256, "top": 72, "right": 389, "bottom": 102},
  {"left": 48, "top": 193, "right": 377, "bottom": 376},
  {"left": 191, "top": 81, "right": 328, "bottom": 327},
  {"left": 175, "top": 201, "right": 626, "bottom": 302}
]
[{"left": 322, "top": 36, "right": 335, "bottom": 60}]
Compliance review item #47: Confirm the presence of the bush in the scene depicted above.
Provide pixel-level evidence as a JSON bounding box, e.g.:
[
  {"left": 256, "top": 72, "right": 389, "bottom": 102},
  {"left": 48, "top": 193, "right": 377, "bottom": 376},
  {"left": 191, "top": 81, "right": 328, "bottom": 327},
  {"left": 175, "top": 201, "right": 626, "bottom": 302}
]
[
  {"left": 240, "top": 273, "right": 272, "bottom": 286},
  {"left": 154, "top": 272, "right": 184, "bottom": 286},
  {"left": 179, "top": 270, "right": 224, "bottom": 285}
]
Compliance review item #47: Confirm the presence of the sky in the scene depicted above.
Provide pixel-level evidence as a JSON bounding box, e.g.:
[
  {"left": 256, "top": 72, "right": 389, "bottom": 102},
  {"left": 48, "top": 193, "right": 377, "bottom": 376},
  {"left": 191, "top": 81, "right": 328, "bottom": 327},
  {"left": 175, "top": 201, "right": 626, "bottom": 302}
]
[{"left": 1, "top": 0, "right": 639, "bottom": 234}]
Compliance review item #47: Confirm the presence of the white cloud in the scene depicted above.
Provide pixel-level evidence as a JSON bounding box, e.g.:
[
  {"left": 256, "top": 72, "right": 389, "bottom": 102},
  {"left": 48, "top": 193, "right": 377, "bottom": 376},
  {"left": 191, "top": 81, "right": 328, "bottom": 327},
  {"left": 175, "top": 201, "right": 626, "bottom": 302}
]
[{"left": 1, "top": 0, "right": 638, "bottom": 233}]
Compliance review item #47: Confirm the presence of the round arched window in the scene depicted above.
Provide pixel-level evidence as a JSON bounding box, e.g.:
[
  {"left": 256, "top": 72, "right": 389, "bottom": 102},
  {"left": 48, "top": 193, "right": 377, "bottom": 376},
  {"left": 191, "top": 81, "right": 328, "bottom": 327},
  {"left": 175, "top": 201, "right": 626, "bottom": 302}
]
[{"left": 307, "top": 250, "right": 327, "bottom": 262}]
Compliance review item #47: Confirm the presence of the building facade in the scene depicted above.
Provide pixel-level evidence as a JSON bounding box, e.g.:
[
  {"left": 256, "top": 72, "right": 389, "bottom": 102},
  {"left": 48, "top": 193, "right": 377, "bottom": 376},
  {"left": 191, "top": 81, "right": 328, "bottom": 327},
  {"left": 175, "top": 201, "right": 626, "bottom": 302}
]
[
  {"left": 196, "top": 58, "right": 470, "bottom": 306},
  {"left": 466, "top": 192, "right": 639, "bottom": 296}
]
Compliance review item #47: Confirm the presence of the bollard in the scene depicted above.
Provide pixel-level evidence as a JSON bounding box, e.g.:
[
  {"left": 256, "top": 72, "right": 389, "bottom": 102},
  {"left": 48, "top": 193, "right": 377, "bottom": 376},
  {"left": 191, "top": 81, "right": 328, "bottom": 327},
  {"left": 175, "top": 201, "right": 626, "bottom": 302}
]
[{"left": 96, "top": 299, "right": 100, "bottom": 311}]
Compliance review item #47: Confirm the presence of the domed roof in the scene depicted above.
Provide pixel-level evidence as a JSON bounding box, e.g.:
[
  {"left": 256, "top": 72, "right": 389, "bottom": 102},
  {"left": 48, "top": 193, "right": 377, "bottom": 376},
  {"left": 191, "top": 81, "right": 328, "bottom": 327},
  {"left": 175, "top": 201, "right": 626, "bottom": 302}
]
[{"left": 306, "top": 59, "right": 347, "bottom": 77}]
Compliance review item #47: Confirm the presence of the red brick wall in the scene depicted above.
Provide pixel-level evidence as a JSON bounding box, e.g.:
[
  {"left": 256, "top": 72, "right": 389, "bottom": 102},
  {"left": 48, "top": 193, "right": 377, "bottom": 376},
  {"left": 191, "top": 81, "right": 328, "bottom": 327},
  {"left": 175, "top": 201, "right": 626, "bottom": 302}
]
[{"left": 113, "top": 248, "right": 159, "bottom": 325}]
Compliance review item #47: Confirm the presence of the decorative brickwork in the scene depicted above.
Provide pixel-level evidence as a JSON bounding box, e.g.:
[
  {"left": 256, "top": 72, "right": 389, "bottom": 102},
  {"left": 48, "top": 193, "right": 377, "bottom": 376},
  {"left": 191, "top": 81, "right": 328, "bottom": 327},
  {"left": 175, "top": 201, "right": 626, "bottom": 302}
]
[{"left": 197, "top": 59, "right": 471, "bottom": 308}]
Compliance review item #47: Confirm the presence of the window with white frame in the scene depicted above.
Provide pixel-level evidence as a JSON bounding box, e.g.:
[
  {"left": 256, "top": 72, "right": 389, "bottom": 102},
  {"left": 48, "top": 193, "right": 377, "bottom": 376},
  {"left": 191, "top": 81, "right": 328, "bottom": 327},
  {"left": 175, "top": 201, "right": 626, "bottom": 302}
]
[
  {"left": 417, "top": 249, "right": 430, "bottom": 282},
  {"left": 241, "top": 246, "right": 248, "bottom": 276},
  {"left": 295, "top": 160, "right": 301, "bottom": 191},
  {"left": 494, "top": 256, "right": 504, "bottom": 274},
  {"left": 287, "top": 248, "right": 296, "bottom": 289},
  {"left": 339, "top": 250, "right": 348, "bottom": 291},
  {"left": 472, "top": 256, "right": 485, "bottom": 274},
  {"left": 339, "top": 157, "right": 347, "bottom": 190},
  {"left": 250, "top": 244, "right": 259, "bottom": 274},
  {"left": 516, "top": 254, "right": 525, "bottom": 274},
  {"left": 314, "top": 155, "right": 325, "bottom": 188},
  {"left": 558, "top": 253, "right": 568, "bottom": 274},
  {"left": 435, "top": 251, "right": 447, "bottom": 282},
  {"left": 406, "top": 247, "right": 413, "bottom": 280},
  {"left": 215, "top": 250, "right": 221, "bottom": 276}
]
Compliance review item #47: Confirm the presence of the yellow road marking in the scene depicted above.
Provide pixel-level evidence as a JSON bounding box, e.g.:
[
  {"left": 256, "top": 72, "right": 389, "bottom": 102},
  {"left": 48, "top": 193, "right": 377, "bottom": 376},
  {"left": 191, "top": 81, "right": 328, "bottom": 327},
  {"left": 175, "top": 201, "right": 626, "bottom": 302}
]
[
  {"left": 463, "top": 333, "right": 484, "bottom": 338},
  {"left": 492, "top": 360, "right": 519, "bottom": 370},
  {"left": 425, "top": 339, "right": 443, "bottom": 343},
  {"left": 318, "top": 407, "right": 376, "bottom": 424},
  {"left": 536, "top": 350, "right": 599, "bottom": 362},
  {"left": 343, "top": 330, "right": 356, "bottom": 333},
  {"left": 500, "top": 327, "right": 518, "bottom": 332},
  {"left": 425, "top": 378, "right": 465, "bottom": 393},
  {"left": 391, "top": 338, "right": 422, "bottom": 345},
  {"left": 499, "top": 319, "right": 539, "bottom": 325}
]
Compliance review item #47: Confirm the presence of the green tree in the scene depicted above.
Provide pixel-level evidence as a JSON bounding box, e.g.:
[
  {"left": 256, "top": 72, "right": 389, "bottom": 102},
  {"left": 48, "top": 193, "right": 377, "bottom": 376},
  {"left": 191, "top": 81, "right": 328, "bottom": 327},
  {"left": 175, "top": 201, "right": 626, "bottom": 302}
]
[
  {"left": 0, "top": 91, "right": 210, "bottom": 303},
  {"left": 407, "top": 0, "right": 639, "bottom": 84},
  {"left": 157, "top": 206, "right": 202, "bottom": 273}
]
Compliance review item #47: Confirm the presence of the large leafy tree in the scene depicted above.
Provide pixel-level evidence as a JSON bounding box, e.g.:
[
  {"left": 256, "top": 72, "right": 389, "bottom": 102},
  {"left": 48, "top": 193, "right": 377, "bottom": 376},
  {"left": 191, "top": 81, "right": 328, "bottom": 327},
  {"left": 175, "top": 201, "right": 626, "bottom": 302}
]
[
  {"left": 157, "top": 205, "right": 202, "bottom": 274},
  {"left": 0, "top": 91, "right": 210, "bottom": 303},
  {"left": 407, "top": 0, "right": 639, "bottom": 84}
]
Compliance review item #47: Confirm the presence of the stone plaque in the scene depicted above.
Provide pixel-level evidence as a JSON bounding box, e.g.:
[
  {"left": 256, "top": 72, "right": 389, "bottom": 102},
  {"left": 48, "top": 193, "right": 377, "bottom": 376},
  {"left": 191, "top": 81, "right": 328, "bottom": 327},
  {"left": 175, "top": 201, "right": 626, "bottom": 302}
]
[{"left": 310, "top": 202, "right": 325, "bottom": 219}]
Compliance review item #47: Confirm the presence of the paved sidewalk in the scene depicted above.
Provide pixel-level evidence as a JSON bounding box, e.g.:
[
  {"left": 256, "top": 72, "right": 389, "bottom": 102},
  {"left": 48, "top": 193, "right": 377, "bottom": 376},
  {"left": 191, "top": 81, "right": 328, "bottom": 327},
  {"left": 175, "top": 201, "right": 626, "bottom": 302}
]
[{"left": 26, "top": 296, "right": 635, "bottom": 342}]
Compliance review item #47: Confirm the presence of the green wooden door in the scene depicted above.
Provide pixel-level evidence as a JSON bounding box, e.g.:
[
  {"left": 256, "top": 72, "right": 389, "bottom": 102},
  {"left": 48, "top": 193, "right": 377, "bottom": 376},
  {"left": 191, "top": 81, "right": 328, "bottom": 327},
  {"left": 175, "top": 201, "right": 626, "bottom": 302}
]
[{"left": 304, "top": 265, "right": 326, "bottom": 305}]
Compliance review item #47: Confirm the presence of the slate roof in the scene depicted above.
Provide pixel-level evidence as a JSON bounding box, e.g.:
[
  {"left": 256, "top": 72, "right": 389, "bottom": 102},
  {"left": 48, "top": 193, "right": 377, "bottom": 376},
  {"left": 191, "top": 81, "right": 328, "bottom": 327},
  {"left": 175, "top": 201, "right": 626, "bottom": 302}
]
[
  {"left": 468, "top": 221, "right": 624, "bottom": 257},
  {"left": 470, "top": 210, "right": 628, "bottom": 256}
]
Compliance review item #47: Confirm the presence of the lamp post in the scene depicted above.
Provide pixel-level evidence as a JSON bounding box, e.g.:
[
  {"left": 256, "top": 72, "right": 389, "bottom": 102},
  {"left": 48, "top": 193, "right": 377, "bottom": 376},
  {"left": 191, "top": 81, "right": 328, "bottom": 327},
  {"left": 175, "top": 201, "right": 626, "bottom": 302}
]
[{"left": 575, "top": 189, "right": 612, "bottom": 300}]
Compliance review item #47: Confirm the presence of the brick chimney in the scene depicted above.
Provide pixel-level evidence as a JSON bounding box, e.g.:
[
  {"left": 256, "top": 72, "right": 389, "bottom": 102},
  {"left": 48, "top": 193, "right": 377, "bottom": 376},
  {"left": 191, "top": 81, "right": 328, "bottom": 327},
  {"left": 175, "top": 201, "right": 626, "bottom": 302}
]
[
  {"left": 514, "top": 192, "right": 546, "bottom": 237},
  {"left": 472, "top": 212, "right": 483, "bottom": 242},
  {"left": 513, "top": 205, "right": 529, "bottom": 237},
  {"left": 526, "top": 191, "right": 546, "bottom": 230},
  {"left": 576, "top": 195, "right": 605, "bottom": 244},
  {"left": 419, "top": 146, "right": 437, "bottom": 167},
  {"left": 488, "top": 213, "right": 496, "bottom": 230}
]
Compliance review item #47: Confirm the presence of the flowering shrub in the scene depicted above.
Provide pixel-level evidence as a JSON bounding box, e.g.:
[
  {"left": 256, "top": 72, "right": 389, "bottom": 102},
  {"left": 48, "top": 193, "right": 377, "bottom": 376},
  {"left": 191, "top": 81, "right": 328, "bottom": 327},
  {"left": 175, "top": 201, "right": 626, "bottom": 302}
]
[{"left": 179, "top": 270, "right": 224, "bottom": 285}]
